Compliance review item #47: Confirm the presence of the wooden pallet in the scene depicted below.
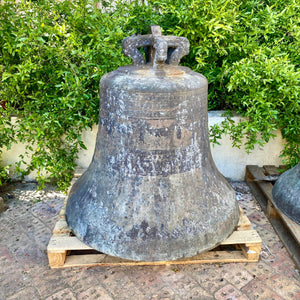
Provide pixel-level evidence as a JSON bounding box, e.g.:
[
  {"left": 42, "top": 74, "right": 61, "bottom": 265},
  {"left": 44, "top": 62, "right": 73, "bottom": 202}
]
[
  {"left": 246, "top": 165, "right": 300, "bottom": 269},
  {"left": 47, "top": 204, "right": 261, "bottom": 268}
]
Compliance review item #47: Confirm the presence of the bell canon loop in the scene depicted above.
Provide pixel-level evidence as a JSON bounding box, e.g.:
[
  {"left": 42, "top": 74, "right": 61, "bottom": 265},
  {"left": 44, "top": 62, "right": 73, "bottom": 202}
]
[{"left": 66, "top": 26, "right": 240, "bottom": 261}]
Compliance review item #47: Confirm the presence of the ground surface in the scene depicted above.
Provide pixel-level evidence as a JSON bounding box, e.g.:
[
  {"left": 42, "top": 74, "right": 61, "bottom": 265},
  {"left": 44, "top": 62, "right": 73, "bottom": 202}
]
[{"left": 0, "top": 181, "right": 299, "bottom": 300}]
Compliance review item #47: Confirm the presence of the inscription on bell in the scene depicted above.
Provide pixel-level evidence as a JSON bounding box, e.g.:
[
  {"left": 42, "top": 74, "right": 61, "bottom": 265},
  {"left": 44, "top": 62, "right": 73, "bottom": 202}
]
[
  {"left": 106, "top": 148, "right": 202, "bottom": 176},
  {"left": 101, "top": 89, "right": 207, "bottom": 119}
]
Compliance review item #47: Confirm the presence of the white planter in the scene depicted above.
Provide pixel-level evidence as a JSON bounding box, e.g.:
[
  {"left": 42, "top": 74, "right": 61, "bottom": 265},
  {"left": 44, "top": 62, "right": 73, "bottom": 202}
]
[{"left": 207, "top": 111, "right": 284, "bottom": 180}]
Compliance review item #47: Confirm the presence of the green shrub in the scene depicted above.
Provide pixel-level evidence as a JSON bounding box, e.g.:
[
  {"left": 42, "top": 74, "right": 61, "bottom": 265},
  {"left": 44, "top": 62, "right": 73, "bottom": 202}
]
[
  {"left": 0, "top": 165, "right": 10, "bottom": 187},
  {"left": 0, "top": 0, "right": 299, "bottom": 190},
  {"left": 0, "top": 0, "right": 130, "bottom": 189}
]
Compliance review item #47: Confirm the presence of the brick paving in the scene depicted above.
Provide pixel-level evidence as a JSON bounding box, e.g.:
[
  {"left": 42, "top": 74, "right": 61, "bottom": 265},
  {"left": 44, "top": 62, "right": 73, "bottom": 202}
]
[{"left": 0, "top": 182, "right": 299, "bottom": 300}]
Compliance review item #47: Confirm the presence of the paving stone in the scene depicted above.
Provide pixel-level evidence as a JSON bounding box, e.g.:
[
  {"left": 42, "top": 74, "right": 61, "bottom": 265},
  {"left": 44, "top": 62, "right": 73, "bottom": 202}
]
[
  {"left": 13, "top": 244, "right": 47, "bottom": 267},
  {"left": 153, "top": 265, "right": 212, "bottom": 299},
  {"left": 45, "top": 195, "right": 66, "bottom": 210},
  {"left": 159, "top": 267, "right": 195, "bottom": 286},
  {"left": 43, "top": 215, "right": 62, "bottom": 231},
  {"left": 3, "top": 202, "right": 32, "bottom": 219},
  {"left": 68, "top": 268, "right": 103, "bottom": 294},
  {"left": 30, "top": 268, "right": 74, "bottom": 299},
  {"left": 0, "top": 216, "right": 18, "bottom": 238},
  {"left": 0, "top": 254, "right": 20, "bottom": 277},
  {"left": 254, "top": 226, "right": 281, "bottom": 248},
  {"left": 0, "top": 246, "right": 14, "bottom": 265},
  {"left": 4, "top": 229, "right": 48, "bottom": 270},
  {"left": 238, "top": 203, "right": 258, "bottom": 217},
  {"left": 5, "top": 232, "right": 35, "bottom": 257},
  {"left": 220, "top": 264, "right": 254, "bottom": 290},
  {"left": 215, "top": 284, "right": 249, "bottom": 300},
  {"left": 264, "top": 274, "right": 300, "bottom": 299},
  {"left": 174, "top": 286, "right": 213, "bottom": 300},
  {"left": 6, "top": 287, "right": 41, "bottom": 300},
  {"left": 76, "top": 286, "right": 113, "bottom": 300},
  {"left": 242, "top": 261, "right": 277, "bottom": 281},
  {"left": 101, "top": 267, "right": 145, "bottom": 298},
  {"left": 0, "top": 270, "right": 29, "bottom": 298},
  {"left": 241, "top": 279, "right": 284, "bottom": 300},
  {"left": 236, "top": 194, "right": 256, "bottom": 209},
  {"left": 16, "top": 214, "right": 52, "bottom": 250},
  {"left": 248, "top": 211, "right": 271, "bottom": 227},
  {"left": 118, "top": 277, "right": 148, "bottom": 299},
  {"left": 188, "top": 265, "right": 229, "bottom": 294},
  {"left": 260, "top": 222, "right": 274, "bottom": 232},
  {"left": 2, "top": 209, "right": 50, "bottom": 253},
  {"left": 150, "top": 286, "right": 175, "bottom": 299},
  {"left": 126, "top": 266, "right": 166, "bottom": 295},
  {"left": 268, "top": 246, "right": 299, "bottom": 278},
  {"left": 31, "top": 201, "right": 58, "bottom": 219},
  {"left": 45, "top": 288, "right": 76, "bottom": 300}
]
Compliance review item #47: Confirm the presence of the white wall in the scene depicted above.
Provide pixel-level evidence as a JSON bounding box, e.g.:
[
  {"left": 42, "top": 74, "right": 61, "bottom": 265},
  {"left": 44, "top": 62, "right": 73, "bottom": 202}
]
[
  {"left": 1, "top": 111, "right": 285, "bottom": 181},
  {"left": 207, "top": 111, "right": 284, "bottom": 180}
]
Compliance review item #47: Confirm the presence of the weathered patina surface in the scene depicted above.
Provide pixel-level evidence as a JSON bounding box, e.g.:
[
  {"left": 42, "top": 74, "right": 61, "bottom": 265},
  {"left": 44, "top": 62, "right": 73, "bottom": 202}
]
[
  {"left": 272, "top": 163, "right": 300, "bottom": 225},
  {"left": 66, "top": 26, "right": 239, "bottom": 261}
]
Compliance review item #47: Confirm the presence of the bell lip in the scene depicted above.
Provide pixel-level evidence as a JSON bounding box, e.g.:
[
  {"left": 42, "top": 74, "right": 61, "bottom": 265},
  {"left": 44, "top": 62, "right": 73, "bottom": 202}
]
[
  {"left": 66, "top": 195, "right": 240, "bottom": 262},
  {"left": 68, "top": 214, "right": 240, "bottom": 262}
]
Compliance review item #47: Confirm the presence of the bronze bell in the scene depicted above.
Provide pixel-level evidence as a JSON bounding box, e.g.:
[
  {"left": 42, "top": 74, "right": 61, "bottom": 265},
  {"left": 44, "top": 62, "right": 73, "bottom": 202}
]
[
  {"left": 272, "top": 163, "right": 300, "bottom": 225},
  {"left": 66, "top": 26, "right": 239, "bottom": 261}
]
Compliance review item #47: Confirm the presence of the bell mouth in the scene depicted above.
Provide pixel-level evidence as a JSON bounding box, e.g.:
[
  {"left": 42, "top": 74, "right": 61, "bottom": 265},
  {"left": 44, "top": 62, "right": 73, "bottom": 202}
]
[{"left": 117, "top": 65, "right": 191, "bottom": 77}]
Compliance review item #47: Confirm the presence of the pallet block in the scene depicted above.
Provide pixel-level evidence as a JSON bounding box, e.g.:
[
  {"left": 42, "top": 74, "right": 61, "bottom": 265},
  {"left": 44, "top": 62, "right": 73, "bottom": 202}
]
[
  {"left": 246, "top": 165, "right": 300, "bottom": 269},
  {"left": 47, "top": 204, "right": 261, "bottom": 268}
]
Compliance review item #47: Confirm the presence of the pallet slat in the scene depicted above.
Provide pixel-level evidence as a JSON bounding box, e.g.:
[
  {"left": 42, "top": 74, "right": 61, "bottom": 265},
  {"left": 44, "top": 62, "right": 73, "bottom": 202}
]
[
  {"left": 221, "top": 230, "right": 261, "bottom": 245},
  {"left": 48, "top": 236, "right": 92, "bottom": 252},
  {"left": 277, "top": 208, "right": 300, "bottom": 245},
  {"left": 246, "top": 165, "right": 300, "bottom": 269},
  {"left": 263, "top": 165, "right": 284, "bottom": 176},
  {"left": 61, "top": 251, "right": 255, "bottom": 268},
  {"left": 237, "top": 208, "right": 252, "bottom": 231}
]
